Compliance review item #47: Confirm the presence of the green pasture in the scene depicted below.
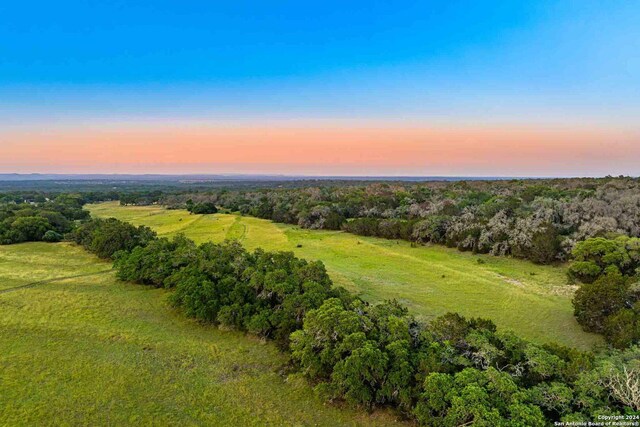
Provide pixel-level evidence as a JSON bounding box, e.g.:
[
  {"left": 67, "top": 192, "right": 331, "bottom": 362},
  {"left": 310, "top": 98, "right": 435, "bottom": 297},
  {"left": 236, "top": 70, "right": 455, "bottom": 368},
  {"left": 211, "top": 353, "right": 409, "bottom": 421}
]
[
  {"left": 0, "top": 242, "right": 402, "bottom": 426},
  {"left": 88, "top": 202, "right": 602, "bottom": 349}
]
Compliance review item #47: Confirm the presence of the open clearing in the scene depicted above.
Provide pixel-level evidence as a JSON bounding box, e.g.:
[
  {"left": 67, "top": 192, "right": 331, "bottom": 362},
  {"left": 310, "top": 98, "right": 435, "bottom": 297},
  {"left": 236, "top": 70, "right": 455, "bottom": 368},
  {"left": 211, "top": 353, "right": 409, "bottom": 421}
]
[
  {"left": 0, "top": 242, "right": 402, "bottom": 425},
  {"left": 89, "top": 202, "right": 602, "bottom": 349}
]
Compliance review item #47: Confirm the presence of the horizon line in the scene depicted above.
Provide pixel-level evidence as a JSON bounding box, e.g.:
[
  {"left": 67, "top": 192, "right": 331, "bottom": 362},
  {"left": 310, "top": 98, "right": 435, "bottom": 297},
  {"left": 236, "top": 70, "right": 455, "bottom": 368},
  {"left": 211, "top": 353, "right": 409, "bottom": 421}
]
[{"left": 0, "top": 172, "right": 636, "bottom": 180}]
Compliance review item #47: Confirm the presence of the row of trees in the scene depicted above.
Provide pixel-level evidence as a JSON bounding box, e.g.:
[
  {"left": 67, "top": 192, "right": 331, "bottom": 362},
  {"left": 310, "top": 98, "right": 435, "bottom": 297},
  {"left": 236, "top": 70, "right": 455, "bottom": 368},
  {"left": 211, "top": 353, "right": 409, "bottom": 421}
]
[
  {"left": 98, "top": 225, "right": 639, "bottom": 424},
  {"left": 69, "top": 217, "right": 156, "bottom": 259},
  {"left": 342, "top": 216, "right": 561, "bottom": 263},
  {"left": 116, "top": 237, "right": 340, "bottom": 347},
  {"left": 570, "top": 237, "right": 640, "bottom": 348}
]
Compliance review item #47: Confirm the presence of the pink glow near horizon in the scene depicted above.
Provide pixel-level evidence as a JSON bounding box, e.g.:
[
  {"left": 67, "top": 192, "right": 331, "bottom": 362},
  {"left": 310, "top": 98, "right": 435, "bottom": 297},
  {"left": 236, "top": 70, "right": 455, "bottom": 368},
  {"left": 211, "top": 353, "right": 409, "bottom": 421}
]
[{"left": 1, "top": 123, "right": 638, "bottom": 176}]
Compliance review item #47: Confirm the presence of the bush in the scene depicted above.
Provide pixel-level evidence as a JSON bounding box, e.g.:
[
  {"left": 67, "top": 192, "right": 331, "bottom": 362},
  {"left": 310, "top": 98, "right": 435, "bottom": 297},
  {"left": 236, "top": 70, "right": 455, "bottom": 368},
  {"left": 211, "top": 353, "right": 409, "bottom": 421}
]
[
  {"left": 342, "top": 218, "right": 379, "bottom": 236},
  {"left": 527, "top": 224, "right": 561, "bottom": 264},
  {"left": 187, "top": 201, "right": 218, "bottom": 214},
  {"left": 42, "top": 230, "right": 63, "bottom": 242},
  {"left": 412, "top": 216, "right": 450, "bottom": 244},
  {"left": 603, "top": 307, "right": 640, "bottom": 349}
]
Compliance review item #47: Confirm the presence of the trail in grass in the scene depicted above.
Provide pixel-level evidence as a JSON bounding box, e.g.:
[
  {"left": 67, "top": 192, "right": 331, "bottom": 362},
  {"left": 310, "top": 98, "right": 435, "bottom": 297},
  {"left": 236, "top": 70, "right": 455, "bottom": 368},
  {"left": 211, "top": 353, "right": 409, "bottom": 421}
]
[
  {"left": 226, "top": 216, "right": 247, "bottom": 240},
  {"left": 0, "top": 270, "right": 112, "bottom": 294}
]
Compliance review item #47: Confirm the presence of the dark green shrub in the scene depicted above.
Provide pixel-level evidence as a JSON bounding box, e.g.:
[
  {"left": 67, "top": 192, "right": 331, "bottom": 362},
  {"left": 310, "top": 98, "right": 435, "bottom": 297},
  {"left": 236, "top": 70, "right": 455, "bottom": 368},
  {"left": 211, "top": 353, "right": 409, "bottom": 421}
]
[{"left": 42, "top": 230, "right": 63, "bottom": 242}]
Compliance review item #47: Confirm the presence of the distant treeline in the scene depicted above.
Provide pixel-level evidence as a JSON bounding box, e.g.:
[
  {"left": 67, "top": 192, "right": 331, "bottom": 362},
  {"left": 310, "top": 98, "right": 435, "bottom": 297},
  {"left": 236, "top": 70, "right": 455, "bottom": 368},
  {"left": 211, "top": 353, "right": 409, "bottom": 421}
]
[
  {"left": 63, "top": 217, "right": 639, "bottom": 424},
  {"left": 117, "top": 176, "right": 640, "bottom": 266},
  {"left": 7, "top": 176, "right": 640, "bottom": 267},
  {"left": 0, "top": 177, "right": 414, "bottom": 192}
]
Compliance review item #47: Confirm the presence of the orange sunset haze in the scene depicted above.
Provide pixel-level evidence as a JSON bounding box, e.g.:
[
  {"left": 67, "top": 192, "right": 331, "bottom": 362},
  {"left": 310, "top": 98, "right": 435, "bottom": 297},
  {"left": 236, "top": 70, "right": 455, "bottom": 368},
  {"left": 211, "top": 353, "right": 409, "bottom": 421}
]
[{"left": 2, "top": 124, "right": 638, "bottom": 176}]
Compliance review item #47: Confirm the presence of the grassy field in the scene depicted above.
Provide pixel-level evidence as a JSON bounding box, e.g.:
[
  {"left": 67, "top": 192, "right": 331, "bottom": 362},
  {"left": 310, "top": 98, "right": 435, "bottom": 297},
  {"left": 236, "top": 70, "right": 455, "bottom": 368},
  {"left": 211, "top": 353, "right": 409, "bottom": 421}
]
[
  {"left": 0, "top": 242, "right": 403, "bottom": 426},
  {"left": 0, "top": 242, "right": 110, "bottom": 292},
  {"left": 88, "top": 202, "right": 602, "bottom": 349}
]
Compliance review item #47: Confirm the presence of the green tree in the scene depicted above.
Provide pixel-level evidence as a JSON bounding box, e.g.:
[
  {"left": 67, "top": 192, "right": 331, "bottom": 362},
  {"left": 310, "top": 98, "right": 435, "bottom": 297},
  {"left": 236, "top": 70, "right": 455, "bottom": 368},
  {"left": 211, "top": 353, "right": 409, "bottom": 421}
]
[
  {"left": 573, "top": 270, "right": 629, "bottom": 333},
  {"left": 290, "top": 298, "right": 366, "bottom": 379},
  {"left": 9, "top": 216, "right": 52, "bottom": 242},
  {"left": 188, "top": 201, "right": 218, "bottom": 214},
  {"left": 569, "top": 237, "right": 640, "bottom": 283}
]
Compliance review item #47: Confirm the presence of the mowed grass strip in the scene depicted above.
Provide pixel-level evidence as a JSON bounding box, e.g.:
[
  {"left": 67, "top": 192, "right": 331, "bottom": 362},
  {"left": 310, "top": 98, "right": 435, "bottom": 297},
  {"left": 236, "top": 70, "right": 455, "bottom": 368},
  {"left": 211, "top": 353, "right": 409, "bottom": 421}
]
[
  {"left": 0, "top": 243, "right": 403, "bottom": 426},
  {"left": 89, "top": 202, "right": 602, "bottom": 349}
]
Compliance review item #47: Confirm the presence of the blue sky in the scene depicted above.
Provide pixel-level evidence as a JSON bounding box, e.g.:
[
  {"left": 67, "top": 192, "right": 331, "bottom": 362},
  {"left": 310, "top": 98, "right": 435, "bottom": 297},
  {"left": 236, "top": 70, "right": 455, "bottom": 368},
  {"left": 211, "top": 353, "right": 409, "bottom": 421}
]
[{"left": 1, "top": 0, "right": 639, "bottom": 125}]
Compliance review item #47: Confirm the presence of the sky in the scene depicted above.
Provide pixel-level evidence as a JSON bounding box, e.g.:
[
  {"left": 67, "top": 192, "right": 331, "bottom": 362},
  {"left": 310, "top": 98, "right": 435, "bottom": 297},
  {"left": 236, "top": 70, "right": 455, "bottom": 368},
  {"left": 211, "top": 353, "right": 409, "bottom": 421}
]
[{"left": 1, "top": 1, "right": 639, "bottom": 176}]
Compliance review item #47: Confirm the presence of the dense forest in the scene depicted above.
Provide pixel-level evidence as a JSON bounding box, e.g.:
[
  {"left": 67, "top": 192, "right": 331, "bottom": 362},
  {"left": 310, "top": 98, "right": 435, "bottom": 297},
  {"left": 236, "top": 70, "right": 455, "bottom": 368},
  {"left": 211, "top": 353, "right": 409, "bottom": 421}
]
[{"left": 121, "top": 176, "right": 640, "bottom": 266}]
